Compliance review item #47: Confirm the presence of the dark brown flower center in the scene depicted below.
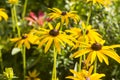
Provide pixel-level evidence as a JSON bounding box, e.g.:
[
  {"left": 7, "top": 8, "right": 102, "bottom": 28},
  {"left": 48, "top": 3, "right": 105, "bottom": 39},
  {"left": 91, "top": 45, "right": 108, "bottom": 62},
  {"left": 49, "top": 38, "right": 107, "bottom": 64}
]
[
  {"left": 49, "top": 29, "right": 59, "bottom": 36},
  {"left": 61, "top": 11, "right": 66, "bottom": 15},
  {"left": 22, "top": 35, "right": 27, "bottom": 39},
  {"left": 91, "top": 43, "right": 102, "bottom": 51},
  {"left": 81, "top": 30, "right": 89, "bottom": 35}
]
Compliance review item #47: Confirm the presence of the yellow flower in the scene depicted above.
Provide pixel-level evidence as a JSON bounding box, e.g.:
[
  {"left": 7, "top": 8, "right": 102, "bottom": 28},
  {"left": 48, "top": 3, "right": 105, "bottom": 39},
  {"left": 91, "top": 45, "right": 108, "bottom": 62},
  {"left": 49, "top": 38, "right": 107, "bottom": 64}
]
[
  {"left": 87, "top": 0, "right": 111, "bottom": 7},
  {"left": 35, "top": 22, "right": 75, "bottom": 53},
  {"left": 72, "top": 40, "right": 120, "bottom": 65},
  {"left": 48, "top": 8, "right": 80, "bottom": 26},
  {"left": 26, "top": 69, "right": 40, "bottom": 80},
  {"left": 3, "top": 68, "right": 14, "bottom": 79},
  {"left": 67, "top": 22, "right": 102, "bottom": 42},
  {"left": 8, "top": 0, "right": 19, "bottom": 5},
  {"left": 10, "top": 32, "right": 39, "bottom": 49},
  {"left": 66, "top": 66, "right": 105, "bottom": 80},
  {"left": 0, "top": 8, "right": 8, "bottom": 21}
]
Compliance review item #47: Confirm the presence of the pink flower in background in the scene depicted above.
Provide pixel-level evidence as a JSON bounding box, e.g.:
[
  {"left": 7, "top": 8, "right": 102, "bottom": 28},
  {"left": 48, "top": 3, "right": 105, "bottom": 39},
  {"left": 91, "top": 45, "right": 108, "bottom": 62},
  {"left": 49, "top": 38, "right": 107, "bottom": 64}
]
[{"left": 25, "top": 11, "right": 45, "bottom": 26}]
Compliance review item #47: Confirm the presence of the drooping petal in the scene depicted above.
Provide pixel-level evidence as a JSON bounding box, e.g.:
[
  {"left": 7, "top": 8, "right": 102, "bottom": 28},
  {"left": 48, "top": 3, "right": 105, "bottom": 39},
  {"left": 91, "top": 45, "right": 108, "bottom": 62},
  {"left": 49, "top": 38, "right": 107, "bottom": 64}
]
[
  {"left": 72, "top": 49, "right": 91, "bottom": 58},
  {"left": 101, "top": 50, "right": 120, "bottom": 63},
  {"left": 45, "top": 37, "right": 53, "bottom": 53},
  {"left": 24, "top": 40, "right": 30, "bottom": 49},
  {"left": 54, "top": 38, "right": 61, "bottom": 53}
]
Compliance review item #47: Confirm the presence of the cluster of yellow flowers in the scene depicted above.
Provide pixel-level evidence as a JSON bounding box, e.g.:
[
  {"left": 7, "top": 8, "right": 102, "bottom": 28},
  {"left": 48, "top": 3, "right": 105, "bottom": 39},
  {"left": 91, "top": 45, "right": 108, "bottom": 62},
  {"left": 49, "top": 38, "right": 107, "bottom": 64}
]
[{"left": 7, "top": 0, "right": 119, "bottom": 80}]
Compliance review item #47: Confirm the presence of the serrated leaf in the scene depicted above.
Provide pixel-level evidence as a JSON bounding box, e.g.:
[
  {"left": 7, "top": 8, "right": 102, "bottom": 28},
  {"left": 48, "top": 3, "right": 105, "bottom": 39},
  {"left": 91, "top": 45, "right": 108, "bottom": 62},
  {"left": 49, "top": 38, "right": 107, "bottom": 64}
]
[{"left": 11, "top": 48, "right": 21, "bottom": 55}]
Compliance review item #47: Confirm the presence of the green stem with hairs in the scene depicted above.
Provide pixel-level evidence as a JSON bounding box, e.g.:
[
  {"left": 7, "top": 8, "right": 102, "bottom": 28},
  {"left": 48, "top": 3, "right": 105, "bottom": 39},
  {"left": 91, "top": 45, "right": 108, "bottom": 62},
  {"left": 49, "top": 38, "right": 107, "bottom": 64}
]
[
  {"left": 86, "top": 3, "right": 92, "bottom": 25},
  {"left": 52, "top": 46, "right": 57, "bottom": 80},
  {"left": 13, "top": 5, "right": 21, "bottom": 37},
  {"left": 22, "top": 45, "right": 26, "bottom": 80},
  {"left": 11, "top": 6, "right": 15, "bottom": 32},
  {"left": 22, "top": 0, "right": 28, "bottom": 20}
]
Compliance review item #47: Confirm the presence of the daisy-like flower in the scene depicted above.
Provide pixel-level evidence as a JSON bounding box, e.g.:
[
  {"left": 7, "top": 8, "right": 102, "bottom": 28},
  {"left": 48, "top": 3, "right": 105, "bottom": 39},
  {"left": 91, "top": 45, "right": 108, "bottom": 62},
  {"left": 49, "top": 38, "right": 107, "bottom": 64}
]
[
  {"left": 10, "top": 32, "right": 39, "bottom": 49},
  {"left": 87, "top": 0, "right": 111, "bottom": 7},
  {"left": 0, "top": 8, "right": 8, "bottom": 21},
  {"left": 72, "top": 40, "right": 120, "bottom": 65},
  {"left": 48, "top": 8, "right": 80, "bottom": 26},
  {"left": 35, "top": 22, "right": 75, "bottom": 53},
  {"left": 66, "top": 66, "right": 105, "bottom": 80},
  {"left": 66, "top": 22, "right": 102, "bottom": 43},
  {"left": 26, "top": 69, "right": 40, "bottom": 80}
]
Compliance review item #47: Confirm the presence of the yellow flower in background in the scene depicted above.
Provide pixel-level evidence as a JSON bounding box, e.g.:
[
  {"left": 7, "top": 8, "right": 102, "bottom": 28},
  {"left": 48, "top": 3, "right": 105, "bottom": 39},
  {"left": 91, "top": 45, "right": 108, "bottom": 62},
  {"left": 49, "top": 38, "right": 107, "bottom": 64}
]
[
  {"left": 72, "top": 40, "right": 120, "bottom": 65},
  {"left": 10, "top": 32, "right": 39, "bottom": 49},
  {"left": 66, "top": 22, "right": 102, "bottom": 42},
  {"left": 48, "top": 8, "right": 80, "bottom": 26},
  {"left": 66, "top": 66, "right": 105, "bottom": 80},
  {"left": 8, "top": 0, "right": 19, "bottom": 5},
  {"left": 35, "top": 22, "right": 75, "bottom": 53},
  {"left": 0, "top": 8, "right": 8, "bottom": 21},
  {"left": 26, "top": 69, "right": 40, "bottom": 80},
  {"left": 3, "top": 68, "right": 14, "bottom": 79},
  {"left": 87, "top": 0, "right": 111, "bottom": 7}
]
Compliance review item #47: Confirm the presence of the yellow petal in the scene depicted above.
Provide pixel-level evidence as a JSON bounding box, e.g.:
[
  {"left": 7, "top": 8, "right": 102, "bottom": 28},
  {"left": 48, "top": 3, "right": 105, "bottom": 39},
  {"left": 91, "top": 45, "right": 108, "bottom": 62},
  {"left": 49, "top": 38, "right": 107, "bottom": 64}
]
[
  {"left": 38, "top": 37, "right": 49, "bottom": 48},
  {"left": 54, "top": 38, "right": 61, "bottom": 53},
  {"left": 91, "top": 51, "right": 97, "bottom": 64},
  {"left": 48, "top": 23, "right": 53, "bottom": 29},
  {"left": 101, "top": 50, "right": 120, "bottom": 63},
  {"left": 55, "top": 22, "right": 60, "bottom": 30},
  {"left": 45, "top": 37, "right": 53, "bottom": 53},
  {"left": 24, "top": 40, "right": 30, "bottom": 49},
  {"left": 72, "top": 49, "right": 91, "bottom": 58}
]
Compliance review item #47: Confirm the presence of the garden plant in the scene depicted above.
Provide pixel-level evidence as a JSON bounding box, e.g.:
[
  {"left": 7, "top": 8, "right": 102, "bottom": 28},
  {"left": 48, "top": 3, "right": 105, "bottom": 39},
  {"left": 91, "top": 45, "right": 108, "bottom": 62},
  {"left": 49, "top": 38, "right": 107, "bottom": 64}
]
[{"left": 0, "top": 0, "right": 120, "bottom": 80}]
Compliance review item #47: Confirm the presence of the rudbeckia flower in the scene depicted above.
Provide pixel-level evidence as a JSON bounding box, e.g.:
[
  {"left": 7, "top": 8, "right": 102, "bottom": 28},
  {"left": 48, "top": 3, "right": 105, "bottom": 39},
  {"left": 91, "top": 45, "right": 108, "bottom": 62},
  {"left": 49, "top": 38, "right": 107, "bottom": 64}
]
[
  {"left": 10, "top": 32, "right": 39, "bottom": 49},
  {"left": 66, "top": 22, "right": 102, "bottom": 43},
  {"left": 87, "top": 0, "right": 111, "bottom": 7},
  {"left": 26, "top": 69, "right": 41, "bottom": 80},
  {"left": 0, "top": 8, "right": 8, "bottom": 21},
  {"left": 72, "top": 40, "right": 120, "bottom": 65},
  {"left": 35, "top": 22, "right": 75, "bottom": 53},
  {"left": 66, "top": 66, "right": 105, "bottom": 80},
  {"left": 48, "top": 8, "right": 80, "bottom": 26},
  {"left": 25, "top": 11, "right": 45, "bottom": 26}
]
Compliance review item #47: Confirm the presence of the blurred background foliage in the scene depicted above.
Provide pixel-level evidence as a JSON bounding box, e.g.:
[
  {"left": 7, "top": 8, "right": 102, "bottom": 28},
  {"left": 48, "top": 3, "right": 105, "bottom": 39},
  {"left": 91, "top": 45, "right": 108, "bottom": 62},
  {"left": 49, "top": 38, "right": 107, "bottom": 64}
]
[{"left": 0, "top": 0, "right": 120, "bottom": 80}]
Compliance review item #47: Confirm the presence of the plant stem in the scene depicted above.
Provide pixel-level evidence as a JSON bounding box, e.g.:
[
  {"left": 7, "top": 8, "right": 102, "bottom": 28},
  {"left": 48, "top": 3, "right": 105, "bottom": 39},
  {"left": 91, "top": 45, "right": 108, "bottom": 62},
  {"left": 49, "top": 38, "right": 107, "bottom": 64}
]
[
  {"left": 22, "top": 45, "right": 26, "bottom": 80},
  {"left": 11, "top": 6, "right": 15, "bottom": 32},
  {"left": 13, "top": 5, "right": 21, "bottom": 37},
  {"left": 0, "top": 49, "right": 3, "bottom": 72},
  {"left": 86, "top": 3, "right": 92, "bottom": 25},
  {"left": 22, "top": 0, "right": 28, "bottom": 20},
  {"left": 52, "top": 46, "right": 57, "bottom": 80},
  {"left": 94, "top": 58, "right": 97, "bottom": 73}
]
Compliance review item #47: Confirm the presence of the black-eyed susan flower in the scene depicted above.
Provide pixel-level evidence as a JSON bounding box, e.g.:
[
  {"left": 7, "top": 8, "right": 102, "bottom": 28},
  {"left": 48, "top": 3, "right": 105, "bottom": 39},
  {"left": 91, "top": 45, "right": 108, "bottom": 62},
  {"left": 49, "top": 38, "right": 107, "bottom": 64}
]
[
  {"left": 66, "top": 66, "right": 105, "bottom": 80},
  {"left": 10, "top": 32, "right": 39, "bottom": 49},
  {"left": 72, "top": 40, "right": 120, "bottom": 65},
  {"left": 66, "top": 22, "right": 102, "bottom": 44},
  {"left": 87, "top": 0, "right": 111, "bottom": 7},
  {"left": 0, "top": 8, "right": 8, "bottom": 21},
  {"left": 48, "top": 8, "right": 80, "bottom": 26},
  {"left": 26, "top": 69, "right": 40, "bottom": 80},
  {"left": 35, "top": 22, "right": 75, "bottom": 53}
]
